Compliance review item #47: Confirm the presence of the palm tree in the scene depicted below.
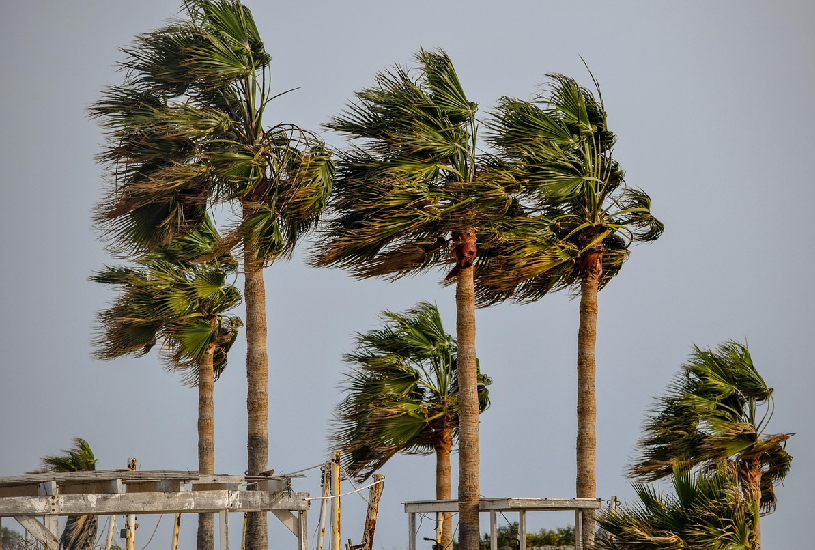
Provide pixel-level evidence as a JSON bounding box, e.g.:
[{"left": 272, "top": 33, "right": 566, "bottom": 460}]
[
  {"left": 90, "top": 2, "right": 333, "bottom": 547},
  {"left": 311, "top": 48, "right": 539, "bottom": 550},
  {"left": 628, "top": 341, "right": 793, "bottom": 549},
  {"left": 91, "top": 217, "right": 242, "bottom": 550},
  {"left": 597, "top": 464, "right": 754, "bottom": 549},
  {"left": 331, "top": 302, "right": 491, "bottom": 550},
  {"left": 473, "top": 72, "right": 664, "bottom": 548},
  {"left": 37, "top": 438, "right": 99, "bottom": 550}
]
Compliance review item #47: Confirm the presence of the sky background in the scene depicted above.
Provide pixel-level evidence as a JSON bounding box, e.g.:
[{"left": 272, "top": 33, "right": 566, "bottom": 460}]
[{"left": 1, "top": 1, "right": 813, "bottom": 548}]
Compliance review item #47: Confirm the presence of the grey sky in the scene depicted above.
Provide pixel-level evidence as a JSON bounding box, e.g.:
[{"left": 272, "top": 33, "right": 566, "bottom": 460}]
[{"left": 1, "top": 1, "right": 813, "bottom": 548}]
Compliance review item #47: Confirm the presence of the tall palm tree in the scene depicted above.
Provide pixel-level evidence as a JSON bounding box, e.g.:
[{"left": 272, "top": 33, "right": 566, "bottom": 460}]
[
  {"left": 597, "top": 464, "right": 754, "bottom": 549},
  {"left": 37, "top": 438, "right": 99, "bottom": 550},
  {"left": 629, "top": 341, "right": 793, "bottom": 549},
  {"left": 312, "top": 48, "right": 539, "bottom": 550},
  {"left": 91, "top": 217, "right": 242, "bottom": 550},
  {"left": 473, "top": 72, "right": 664, "bottom": 548},
  {"left": 331, "top": 302, "right": 491, "bottom": 550},
  {"left": 90, "top": 2, "right": 333, "bottom": 547}
]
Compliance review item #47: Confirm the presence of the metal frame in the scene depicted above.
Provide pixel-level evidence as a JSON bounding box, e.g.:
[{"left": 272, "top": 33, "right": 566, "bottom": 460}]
[
  {"left": 0, "top": 471, "right": 309, "bottom": 550},
  {"left": 404, "top": 498, "right": 602, "bottom": 550}
]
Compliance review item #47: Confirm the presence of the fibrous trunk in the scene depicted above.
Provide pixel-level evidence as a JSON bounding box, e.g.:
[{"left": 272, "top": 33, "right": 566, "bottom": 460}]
[
  {"left": 197, "top": 343, "right": 216, "bottom": 550},
  {"left": 739, "top": 458, "right": 762, "bottom": 549},
  {"left": 576, "top": 254, "right": 601, "bottom": 550},
  {"left": 243, "top": 226, "right": 269, "bottom": 550},
  {"left": 434, "top": 422, "right": 453, "bottom": 550},
  {"left": 455, "top": 250, "right": 479, "bottom": 550}
]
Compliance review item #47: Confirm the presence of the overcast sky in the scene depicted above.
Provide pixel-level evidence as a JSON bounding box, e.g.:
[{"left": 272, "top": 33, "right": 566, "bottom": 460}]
[{"left": 1, "top": 1, "right": 813, "bottom": 548}]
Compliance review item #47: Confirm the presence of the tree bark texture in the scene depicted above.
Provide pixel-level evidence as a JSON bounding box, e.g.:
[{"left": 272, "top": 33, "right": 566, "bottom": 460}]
[
  {"left": 197, "top": 343, "right": 216, "bottom": 550},
  {"left": 739, "top": 458, "right": 762, "bottom": 549},
  {"left": 243, "top": 233, "right": 269, "bottom": 550},
  {"left": 577, "top": 265, "right": 600, "bottom": 550},
  {"left": 455, "top": 262, "right": 479, "bottom": 550},
  {"left": 434, "top": 422, "right": 453, "bottom": 550}
]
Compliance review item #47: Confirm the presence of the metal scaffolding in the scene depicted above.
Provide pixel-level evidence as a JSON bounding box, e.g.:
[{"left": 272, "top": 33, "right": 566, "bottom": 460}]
[{"left": 0, "top": 470, "right": 309, "bottom": 550}]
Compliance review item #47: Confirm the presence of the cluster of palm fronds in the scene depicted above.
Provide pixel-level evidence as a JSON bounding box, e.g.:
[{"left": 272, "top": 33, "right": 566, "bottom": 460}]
[{"left": 597, "top": 341, "right": 793, "bottom": 549}]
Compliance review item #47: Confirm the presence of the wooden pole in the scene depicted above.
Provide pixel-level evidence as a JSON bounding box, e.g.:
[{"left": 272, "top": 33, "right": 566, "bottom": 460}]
[
  {"left": 170, "top": 514, "right": 181, "bottom": 550},
  {"left": 331, "top": 453, "right": 341, "bottom": 550},
  {"left": 359, "top": 475, "right": 384, "bottom": 550}
]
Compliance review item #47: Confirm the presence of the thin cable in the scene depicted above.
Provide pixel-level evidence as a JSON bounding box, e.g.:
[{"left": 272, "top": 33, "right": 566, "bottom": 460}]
[
  {"left": 138, "top": 515, "right": 163, "bottom": 550},
  {"left": 339, "top": 465, "right": 372, "bottom": 504},
  {"left": 305, "top": 477, "right": 384, "bottom": 501},
  {"left": 277, "top": 463, "right": 325, "bottom": 477},
  {"left": 95, "top": 515, "right": 110, "bottom": 548}
]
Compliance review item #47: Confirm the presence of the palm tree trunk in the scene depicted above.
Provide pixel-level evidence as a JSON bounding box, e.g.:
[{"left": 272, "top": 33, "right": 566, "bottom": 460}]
[
  {"left": 434, "top": 423, "right": 454, "bottom": 550},
  {"left": 739, "top": 458, "right": 762, "bottom": 549},
  {"left": 577, "top": 263, "right": 600, "bottom": 550},
  {"left": 456, "top": 261, "right": 479, "bottom": 550},
  {"left": 243, "top": 228, "right": 269, "bottom": 550},
  {"left": 197, "top": 343, "right": 217, "bottom": 550}
]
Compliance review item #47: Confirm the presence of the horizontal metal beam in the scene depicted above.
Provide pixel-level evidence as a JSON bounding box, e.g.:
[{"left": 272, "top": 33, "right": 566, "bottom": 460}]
[
  {"left": 403, "top": 498, "right": 602, "bottom": 513},
  {"left": 0, "top": 490, "right": 310, "bottom": 517}
]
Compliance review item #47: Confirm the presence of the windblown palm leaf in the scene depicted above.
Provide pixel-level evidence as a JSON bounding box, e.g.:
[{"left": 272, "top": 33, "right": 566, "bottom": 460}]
[
  {"left": 91, "top": 217, "right": 242, "bottom": 384},
  {"left": 37, "top": 439, "right": 98, "bottom": 550},
  {"left": 630, "top": 341, "right": 793, "bottom": 547},
  {"left": 475, "top": 73, "right": 663, "bottom": 304},
  {"left": 598, "top": 464, "right": 754, "bottom": 550},
  {"left": 91, "top": 0, "right": 333, "bottom": 260},
  {"left": 332, "top": 302, "right": 489, "bottom": 550},
  {"left": 332, "top": 301, "right": 490, "bottom": 481}
]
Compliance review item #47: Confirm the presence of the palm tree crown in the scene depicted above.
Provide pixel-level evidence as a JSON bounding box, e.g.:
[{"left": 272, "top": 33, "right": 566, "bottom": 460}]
[
  {"left": 332, "top": 301, "right": 491, "bottom": 481},
  {"left": 598, "top": 464, "right": 754, "bottom": 550},
  {"left": 630, "top": 340, "right": 793, "bottom": 548},
  {"left": 475, "top": 72, "right": 663, "bottom": 304},
  {"left": 91, "top": 0, "right": 333, "bottom": 260},
  {"left": 91, "top": 217, "right": 242, "bottom": 384}
]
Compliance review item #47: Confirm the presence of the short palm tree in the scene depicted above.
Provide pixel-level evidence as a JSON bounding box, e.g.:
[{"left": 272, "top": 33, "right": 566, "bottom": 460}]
[
  {"left": 331, "top": 301, "right": 491, "bottom": 550},
  {"left": 597, "top": 464, "right": 754, "bottom": 549},
  {"left": 91, "top": 217, "right": 242, "bottom": 550},
  {"left": 474, "top": 72, "right": 664, "bottom": 548},
  {"left": 37, "top": 438, "right": 99, "bottom": 550},
  {"left": 90, "top": 2, "right": 333, "bottom": 547},
  {"left": 629, "top": 341, "right": 793, "bottom": 549},
  {"left": 312, "top": 48, "right": 546, "bottom": 550}
]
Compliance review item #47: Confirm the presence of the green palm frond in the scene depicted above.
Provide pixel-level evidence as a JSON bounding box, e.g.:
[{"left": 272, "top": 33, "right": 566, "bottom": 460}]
[
  {"left": 91, "top": 216, "right": 242, "bottom": 387},
  {"left": 598, "top": 465, "right": 754, "bottom": 550},
  {"left": 313, "top": 48, "right": 487, "bottom": 279},
  {"left": 39, "top": 439, "right": 97, "bottom": 473},
  {"left": 475, "top": 71, "right": 661, "bottom": 306},
  {"left": 630, "top": 340, "right": 793, "bottom": 521},
  {"left": 330, "top": 302, "right": 490, "bottom": 481},
  {"left": 92, "top": 0, "right": 332, "bottom": 263}
]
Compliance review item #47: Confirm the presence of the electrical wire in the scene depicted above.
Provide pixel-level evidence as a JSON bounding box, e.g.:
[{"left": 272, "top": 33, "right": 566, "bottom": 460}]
[
  {"left": 138, "top": 515, "right": 163, "bottom": 550},
  {"left": 305, "top": 477, "right": 384, "bottom": 501}
]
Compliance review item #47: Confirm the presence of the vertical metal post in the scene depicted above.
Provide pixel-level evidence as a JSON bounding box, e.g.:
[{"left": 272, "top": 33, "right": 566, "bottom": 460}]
[
  {"left": 489, "top": 511, "right": 497, "bottom": 550},
  {"left": 408, "top": 513, "right": 416, "bottom": 550},
  {"left": 574, "top": 510, "right": 583, "bottom": 550},
  {"left": 170, "top": 514, "right": 181, "bottom": 550},
  {"left": 317, "top": 465, "right": 329, "bottom": 550},
  {"left": 331, "top": 453, "right": 341, "bottom": 550},
  {"left": 106, "top": 516, "right": 116, "bottom": 550},
  {"left": 126, "top": 458, "right": 137, "bottom": 550},
  {"left": 297, "top": 511, "right": 308, "bottom": 550},
  {"left": 219, "top": 510, "right": 229, "bottom": 550},
  {"left": 38, "top": 481, "right": 58, "bottom": 550},
  {"left": 519, "top": 511, "right": 526, "bottom": 550}
]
